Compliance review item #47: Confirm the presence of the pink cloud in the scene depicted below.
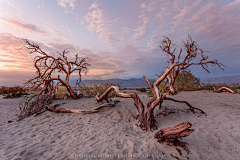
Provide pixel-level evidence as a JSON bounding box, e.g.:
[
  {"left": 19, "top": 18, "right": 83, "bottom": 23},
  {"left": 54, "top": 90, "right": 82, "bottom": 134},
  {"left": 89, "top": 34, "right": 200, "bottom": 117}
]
[
  {"left": 84, "top": 1, "right": 120, "bottom": 43},
  {"left": 1, "top": 18, "right": 47, "bottom": 34}
]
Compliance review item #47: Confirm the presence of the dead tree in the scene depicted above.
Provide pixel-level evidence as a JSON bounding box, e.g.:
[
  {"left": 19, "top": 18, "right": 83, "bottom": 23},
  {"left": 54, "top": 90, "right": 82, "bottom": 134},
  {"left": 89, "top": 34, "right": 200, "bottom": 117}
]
[
  {"left": 159, "top": 35, "right": 225, "bottom": 94},
  {"left": 17, "top": 39, "right": 90, "bottom": 120},
  {"left": 21, "top": 39, "right": 90, "bottom": 99},
  {"left": 45, "top": 37, "right": 210, "bottom": 131},
  {"left": 94, "top": 63, "right": 204, "bottom": 131}
]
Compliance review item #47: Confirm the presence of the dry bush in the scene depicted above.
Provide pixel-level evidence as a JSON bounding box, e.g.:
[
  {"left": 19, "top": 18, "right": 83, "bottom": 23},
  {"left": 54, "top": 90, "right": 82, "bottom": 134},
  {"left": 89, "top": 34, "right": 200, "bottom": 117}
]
[
  {"left": 198, "top": 83, "right": 240, "bottom": 93},
  {"left": 136, "top": 87, "right": 147, "bottom": 92},
  {"left": 0, "top": 86, "right": 29, "bottom": 98},
  {"left": 78, "top": 83, "right": 119, "bottom": 98},
  {"left": 17, "top": 91, "right": 55, "bottom": 120}
]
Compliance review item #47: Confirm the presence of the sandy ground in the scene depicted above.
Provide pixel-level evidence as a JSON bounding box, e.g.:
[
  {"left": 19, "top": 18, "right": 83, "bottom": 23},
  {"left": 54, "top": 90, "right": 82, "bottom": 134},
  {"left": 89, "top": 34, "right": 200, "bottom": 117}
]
[{"left": 0, "top": 91, "right": 240, "bottom": 160}]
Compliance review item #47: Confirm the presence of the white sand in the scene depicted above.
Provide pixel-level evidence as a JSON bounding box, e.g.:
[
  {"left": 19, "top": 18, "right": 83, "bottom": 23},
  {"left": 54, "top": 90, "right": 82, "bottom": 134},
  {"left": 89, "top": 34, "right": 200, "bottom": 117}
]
[{"left": 0, "top": 91, "right": 240, "bottom": 160}]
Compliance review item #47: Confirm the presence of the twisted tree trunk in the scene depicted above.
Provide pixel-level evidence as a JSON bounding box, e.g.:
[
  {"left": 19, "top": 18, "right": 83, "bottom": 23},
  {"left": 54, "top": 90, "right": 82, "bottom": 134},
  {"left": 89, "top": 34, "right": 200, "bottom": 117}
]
[
  {"left": 166, "top": 75, "right": 177, "bottom": 95},
  {"left": 96, "top": 63, "right": 181, "bottom": 131}
]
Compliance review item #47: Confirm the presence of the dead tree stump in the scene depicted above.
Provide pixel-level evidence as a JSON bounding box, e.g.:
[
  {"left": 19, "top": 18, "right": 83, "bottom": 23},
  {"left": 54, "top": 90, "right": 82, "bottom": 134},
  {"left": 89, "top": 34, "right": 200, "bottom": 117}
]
[{"left": 154, "top": 122, "right": 194, "bottom": 152}]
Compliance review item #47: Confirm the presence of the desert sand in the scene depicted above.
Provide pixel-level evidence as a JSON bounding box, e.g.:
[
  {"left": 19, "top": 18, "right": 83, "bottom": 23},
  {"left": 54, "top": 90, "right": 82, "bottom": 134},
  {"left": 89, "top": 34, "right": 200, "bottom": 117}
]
[{"left": 0, "top": 90, "right": 240, "bottom": 160}]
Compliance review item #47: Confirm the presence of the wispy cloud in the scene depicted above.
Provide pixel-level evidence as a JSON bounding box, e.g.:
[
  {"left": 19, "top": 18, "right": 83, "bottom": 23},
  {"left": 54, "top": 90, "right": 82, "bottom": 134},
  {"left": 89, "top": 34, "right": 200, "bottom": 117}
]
[
  {"left": 132, "top": 3, "right": 150, "bottom": 41},
  {"left": 57, "top": 0, "right": 76, "bottom": 9},
  {"left": 84, "top": 1, "right": 120, "bottom": 43},
  {"left": 0, "top": 17, "right": 47, "bottom": 34},
  {"left": 1, "top": 0, "right": 240, "bottom": 85}
]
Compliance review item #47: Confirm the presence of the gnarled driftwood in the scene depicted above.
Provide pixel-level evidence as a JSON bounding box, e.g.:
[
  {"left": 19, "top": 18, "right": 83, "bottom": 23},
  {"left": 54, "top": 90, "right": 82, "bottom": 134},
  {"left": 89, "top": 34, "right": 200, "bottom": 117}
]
[
  {"left": 95, "top": 63, "right": 190, "bottom": 131},
  {"left": 213, "top": 87, "right": 235, "bottom": 94},
  {"left": 46, "top": 100, "right": 120, "bottom": 114},
  {"left": 95, "top": 73, "right": 204, "bottom": 131},
  {"left": 154, "top": 122, "right": 194, "bottom": 152}
]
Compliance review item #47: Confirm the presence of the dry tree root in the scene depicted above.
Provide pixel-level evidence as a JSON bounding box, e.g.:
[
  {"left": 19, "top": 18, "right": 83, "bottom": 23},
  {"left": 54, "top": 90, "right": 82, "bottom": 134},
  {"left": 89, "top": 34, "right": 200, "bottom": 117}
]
[
  {"left": 46, "top": 100, "right": 120, "bottom": 114},
  {"left": 213, "top": 87, "right": 235, "bottom": 94},
  {"left": 164, "top": 97, "right": 205, "bottom": 114},
  {"left": 154, "top": 122, "right": 194, "bottom": 154}
]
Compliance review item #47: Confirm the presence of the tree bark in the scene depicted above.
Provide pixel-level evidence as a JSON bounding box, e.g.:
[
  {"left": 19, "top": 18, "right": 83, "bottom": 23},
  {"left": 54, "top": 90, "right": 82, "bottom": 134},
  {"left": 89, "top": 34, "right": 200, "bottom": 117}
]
[
  {"left": 167, "top": 76, "right": 177, "bottom": 95},
  {"left": 154, "top": 122, "right": 194, "bottom": 147},
  {"left": 65, "top": 84, "right": 78, "bottom": 99}
]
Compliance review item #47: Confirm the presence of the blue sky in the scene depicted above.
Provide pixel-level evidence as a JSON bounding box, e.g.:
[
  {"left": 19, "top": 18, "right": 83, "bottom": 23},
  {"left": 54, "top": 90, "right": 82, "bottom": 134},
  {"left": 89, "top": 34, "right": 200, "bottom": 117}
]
[{"left": 0, "top": 0, "right": 240, "bottom": 86}]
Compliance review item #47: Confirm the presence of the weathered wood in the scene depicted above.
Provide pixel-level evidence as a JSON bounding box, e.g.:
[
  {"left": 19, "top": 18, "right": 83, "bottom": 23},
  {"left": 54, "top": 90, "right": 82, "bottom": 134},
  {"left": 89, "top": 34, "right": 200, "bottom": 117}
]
[
  {"left": 213, "top": 87, "right": 235, "bottom": 94},
  {"left": 35, "top": 103, "right": 64, "bottom": 117},
  {"left": 46, "top": 100, "right": 120, "bottom": 114},
  {"left": 154, "top": 122, "right": 194, "bottom": 151}
]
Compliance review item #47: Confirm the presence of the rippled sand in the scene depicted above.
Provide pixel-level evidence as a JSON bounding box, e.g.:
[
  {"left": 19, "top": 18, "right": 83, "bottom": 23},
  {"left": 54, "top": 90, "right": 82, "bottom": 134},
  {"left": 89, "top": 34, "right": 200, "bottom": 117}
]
[{"left": 0, "top": 91, "right": 240, "bottom": 160}]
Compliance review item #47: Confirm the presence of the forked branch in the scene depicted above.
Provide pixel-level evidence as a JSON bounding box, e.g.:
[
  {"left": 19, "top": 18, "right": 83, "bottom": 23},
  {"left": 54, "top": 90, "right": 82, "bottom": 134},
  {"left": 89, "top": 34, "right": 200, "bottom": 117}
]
[{"left": 159, "top": 35, "right": 226, "bottom": 94}]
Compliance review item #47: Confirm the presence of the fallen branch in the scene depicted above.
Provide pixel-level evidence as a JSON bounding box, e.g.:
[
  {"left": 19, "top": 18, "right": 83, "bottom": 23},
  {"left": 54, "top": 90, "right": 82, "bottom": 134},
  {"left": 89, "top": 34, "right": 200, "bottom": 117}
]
[
  {"left": 46, "top": 100, "right": 120, "bottom": 114},
  {"left": 154, "top": 122, "right": 194, "bottom": 153},
  {"left": 213, "top": 87, "right": 235, "bottom": 94},
  {"left": 35, "top": 103, "right": 65, "bottom": 117},
  {"left": 164, "top": 97, "right": 205, "bottom": 114}
]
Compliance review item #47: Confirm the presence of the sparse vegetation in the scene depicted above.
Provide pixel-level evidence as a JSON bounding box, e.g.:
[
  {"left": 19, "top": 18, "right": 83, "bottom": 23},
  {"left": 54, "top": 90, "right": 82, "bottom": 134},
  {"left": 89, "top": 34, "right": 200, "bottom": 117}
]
[
  {"left": 55, "top": 86, "right": 69, "bottom": 99},
  {"left": 78, "top": 83, "right": 120, "bottom": 98},
  {"left": 199, "top": 83, "right": 240, "bottom": 93},
  {"left": 136, "top": 88, "right": 147, "bottom": 92},
  {"left": 0, "top": 86, "right": 29, "bottom": 98},
  {"left": 148, "top": 70, "right": 240, "bottom": 96}
]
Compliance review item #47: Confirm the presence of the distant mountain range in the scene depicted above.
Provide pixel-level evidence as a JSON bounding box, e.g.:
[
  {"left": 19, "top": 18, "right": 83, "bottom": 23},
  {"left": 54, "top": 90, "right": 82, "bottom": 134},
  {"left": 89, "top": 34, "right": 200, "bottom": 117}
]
[
  {"left": 81, "top": 78, "right": 155, "bottom": 87},
  {"left": 70, "top": 75, "right": 240, "bottom": 87},
  {"left": 200, "top": 75, "right": 240, "bottom": 84}
]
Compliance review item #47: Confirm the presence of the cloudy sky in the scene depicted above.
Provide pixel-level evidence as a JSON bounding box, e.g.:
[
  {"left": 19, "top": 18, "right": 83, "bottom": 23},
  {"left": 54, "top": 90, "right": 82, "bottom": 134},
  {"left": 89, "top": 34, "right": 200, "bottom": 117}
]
[{"left": 0, "top": 0, "right": 240, "bottom": 86}]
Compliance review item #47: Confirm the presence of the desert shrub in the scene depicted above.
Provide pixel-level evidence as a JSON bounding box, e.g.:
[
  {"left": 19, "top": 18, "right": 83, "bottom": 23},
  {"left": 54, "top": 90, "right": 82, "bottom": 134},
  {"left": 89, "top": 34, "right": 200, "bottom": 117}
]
[
  {"left": 174, "top": 70, "right": 200, "bottom": 91},
  {"left": 154, "top": 69, "right": 200, "bottom": 92},
  {"left": 55, "top": 86, "right": 69, "bottom": 99},
  {"left": 149, "top": 69, "right": 240, "bottom": 95},
  {"left": 79, "top": 83, "right": 120, "bottom": 98},
  {"left": 0, "top": 86, "right": 29, "bottom": 98},
  {"left": 199, "top": 83, "right": 240, "bottom": 93},
  {"left": 136, "top": 88, "right": 147, "bottom": 92}
]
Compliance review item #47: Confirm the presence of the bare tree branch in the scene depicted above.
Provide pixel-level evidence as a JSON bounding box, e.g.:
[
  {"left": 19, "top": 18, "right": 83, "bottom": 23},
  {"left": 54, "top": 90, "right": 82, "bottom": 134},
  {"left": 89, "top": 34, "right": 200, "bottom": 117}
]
[
  {"left": 20, "top": 39, "right": 90, "bottom": 99},
  {"left": 159, "top": 35, "right": 226, "bottom": 94}
]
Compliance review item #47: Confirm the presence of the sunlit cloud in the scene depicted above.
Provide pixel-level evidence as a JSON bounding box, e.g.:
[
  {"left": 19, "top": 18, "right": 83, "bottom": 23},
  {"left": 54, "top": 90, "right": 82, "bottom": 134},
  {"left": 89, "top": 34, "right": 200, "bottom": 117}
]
[
  {"left": 0, "top": 33, "right": 34, "bottom": 70},
  {"left": 0, "top": 18, "right": 47, "bottom": 34},
  {"left": 0, "top": 0, "right": 239, "bottom": 86},
  {"left": 57, "top": 0, "right": 76, "bottom": 9},
  {"left": 84, "top": 1, "right": 120, "bottom": 43}
]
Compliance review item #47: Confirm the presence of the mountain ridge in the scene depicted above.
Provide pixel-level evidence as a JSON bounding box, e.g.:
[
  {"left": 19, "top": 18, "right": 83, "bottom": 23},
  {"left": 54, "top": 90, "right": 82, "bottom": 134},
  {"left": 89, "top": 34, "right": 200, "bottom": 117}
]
[{"left": 70, "top": 75, "right": 240, "bottom": 87}]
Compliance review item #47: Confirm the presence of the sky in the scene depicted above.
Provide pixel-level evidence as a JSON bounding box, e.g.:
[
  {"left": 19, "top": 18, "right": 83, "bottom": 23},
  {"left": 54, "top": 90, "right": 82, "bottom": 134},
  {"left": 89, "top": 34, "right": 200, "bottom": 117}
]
[{"left": 0, "top": 0, "right": 240, "bottom": 86}]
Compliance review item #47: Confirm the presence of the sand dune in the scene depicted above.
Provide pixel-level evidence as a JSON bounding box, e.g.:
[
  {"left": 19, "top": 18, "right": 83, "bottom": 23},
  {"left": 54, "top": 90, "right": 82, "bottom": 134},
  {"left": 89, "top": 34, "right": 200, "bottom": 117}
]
[{"left": 0, "top": 91, "right": 240, "bottom": 159}]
